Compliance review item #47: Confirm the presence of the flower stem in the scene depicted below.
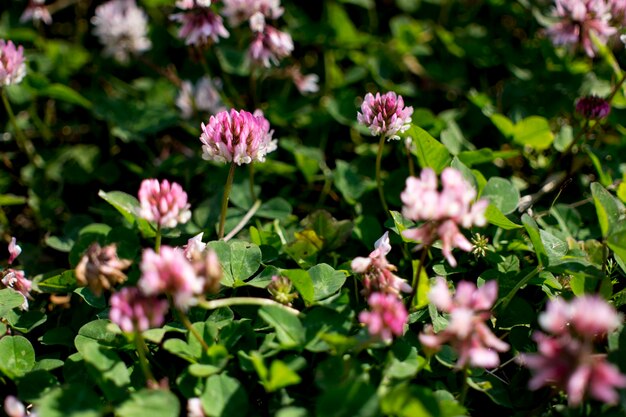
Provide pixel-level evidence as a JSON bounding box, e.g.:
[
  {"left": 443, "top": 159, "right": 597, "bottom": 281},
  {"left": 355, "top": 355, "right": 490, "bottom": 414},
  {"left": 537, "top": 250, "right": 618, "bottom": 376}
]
[
  {"left": 249, "top": 164, "right": 256, "bottom": 203},
  {"left": 224, "top": 198, "right": 262, "bottom": 242},
  {"left": 134, "top": 330, "right": 156, "bottom": 386},
  {"left": 497, "top": 266, "right": 542, "bottom": 310},
  {"left": 406, "top": 245, "right": 429, "bottom": 309},
  {"left": 375, "top": 135, "right": 390, "bottom": 217},
  {"left": 458, "top": 366, "right": 470, "bottom": 405},
  {"left": 155, "top": 224, "right": 162, "bottom": 254},
  {"left": 2, "top": 89, "right": 41, "bottom": 167},
  {"left": 218, "top": 161, "right": 237, "bottom": 239},
  {"left": 176, "top": 308, "right": 210, "bottom": 352},
  {"left": 198, "top": 297, "right": 300, "bottom": 316}
]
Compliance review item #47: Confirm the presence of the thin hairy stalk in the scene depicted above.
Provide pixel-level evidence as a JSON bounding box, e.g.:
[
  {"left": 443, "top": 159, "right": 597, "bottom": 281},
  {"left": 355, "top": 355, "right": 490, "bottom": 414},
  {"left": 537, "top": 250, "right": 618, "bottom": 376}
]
[
  {"left": 458, "top": 366, "right": 470, "bottom": 405},
  {"left": 199, "top": 297, "right": 300, "bottom": 316},
  {"left": 134, "top": 330, "right": 156, "bottom": 385},
  {"left": 218, "top": 161, "right": 237, "bottom": 239},
  {"left": 406, "top": 245, "right": 429, "bottom": 309},
  {"left": 249, "top": 164, "right": 256, "bottom": 203},
  {"left": 154, "top": 224, "right": 162, "bottom": 254},
  {"left": 224, "top": 199, "right": 262, "bottom": 241},
  {"left": 176, "top": 308, "right": 210, "bottom": 352},
  {"left": 497, "top": 266, "right": 542, "bottom": 310},
  {"left": 2, "top": 89, "right": 40, "bottom": 167},
  {"left": 375, "top": 135, "right": 390, "bottom": 217}
]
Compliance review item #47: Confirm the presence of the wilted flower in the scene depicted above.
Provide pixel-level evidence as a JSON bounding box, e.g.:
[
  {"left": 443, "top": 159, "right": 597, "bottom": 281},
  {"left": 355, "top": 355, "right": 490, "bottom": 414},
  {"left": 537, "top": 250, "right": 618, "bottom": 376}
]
[
  {"left": 248, "top": 13, "right": 293, "bottom": 68},
  {"left": 8, "top": 237, "right": 21, "bottom": 265},
  {"left": 357, "top": 91, "right": 413, "bottom": 140},
  {"left": 519, "top": 296, "right": 626, "bottom": 406},
  {"left": 91, "top": 0, "right": 152, "bottom": 63},
  {"left": 289, "top": 66, "right": 319, "bottom": 95},
  {"left": 170, "top": 1, "right": 229, "bottom": 46},
  {"left": 138, "top": 179, "right": 192, "bottom": 229},
  {"left": 221, "top": 0, "right": 284, "bottom": 27},
  {"left": 139, "top": 246, "right": 204, "bottom": 309},
  {"left": 183, "top": 233, "right": 207, "bottom": 260},
  {"left": 109, "top": 287, "right": 169, "bottom": 333},
  {"left": 575, "top": 95, "right": 611, "bottom": 120},
  {"left": 546, "top": 0, "right": 616, "bottom": 57},
  {"left": 199, "top": 109, "right": 277, "bottom": 165},
  {"left": 187, "top": 397, "right": 205, "bottom": 417},
  {"left": 359, "top": 292, "right": 408, "bottom": 343},
  {"left": 471, "top": 233, "right": 489, "bottom": 258},
  {"left": 351, "top": 232, "right": 411, "bottom": 297},
  {"left": 267, "top": 275, "right": 298, "bottom": 306},
  {"left": 176, "top": 77, "right": 225, "bottom": 119},
  {"left": 0, "top": 40, "right": 27, "bottom": 87},
  {"left": 75, "top": 243, "right": 132, "bottom": 296},
  {"left": 419, "top": 278, "right": 509, "bottom": 368},
  {"left": 401, "top": 168, "right": 488, "bottom": 267},
  {"left": 183, "top": 234, "right": 222, "bottom": 294},
  {"left": 21, "top": 0, "right": 52, "bottom": 25}
]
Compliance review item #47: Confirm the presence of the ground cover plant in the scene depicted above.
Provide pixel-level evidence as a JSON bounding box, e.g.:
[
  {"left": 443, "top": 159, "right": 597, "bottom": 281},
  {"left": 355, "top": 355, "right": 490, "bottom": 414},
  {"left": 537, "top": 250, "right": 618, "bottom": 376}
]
[{"left": 3, "top": 0, "right": 626, "bottom": 416}]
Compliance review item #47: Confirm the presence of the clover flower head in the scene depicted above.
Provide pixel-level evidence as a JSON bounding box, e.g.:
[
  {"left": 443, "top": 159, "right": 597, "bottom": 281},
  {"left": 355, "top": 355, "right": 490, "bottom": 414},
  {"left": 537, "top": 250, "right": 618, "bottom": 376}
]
[
  {"left": 170, "top": 2, "right": 229, "bottom": 46},
  {"left": 546, "top": 0, "right": 616, "bottom": 57},
  {"left": 221, "top": 0, "right": 284, "bottom": 27},
  {"left": 359, "top": 292, "right": 408, "bottom": 343},
  {"left": 200, "top": 109, "right": 277, "bottom": 165},
  {"left": 138, "top": 179, "right": 192, "bottom": 228},
  {"left": 21, "top": 0, "right": 52, "bottom": 25},
  {"left": 0, "top": 40, "right": 27, "bottom": 87},
  {"left": 519, "top": 295, "right": 626, "bottom": 406},
  {"left": 401, "top": 168, "right": 487, "bottom": 266},
  {"left": 177, "top": 77, "right": 225, "bottom": 119},
  {"left": 183, "top": 236, "right": 222, "bottom": 295},
  {"left": 8, "top": 237, "right": 21, "bottom": 265},
  {"left": 575, "top": 95, "right": 611, "bottom": 120},
  {"left": 1, "top": 269, "right": 32, "bottom": 310},
  {"left": 109, "top": 287, "right": 169, "bottom": 333},
  {"left": 351, "top": 231, "right": 411, "bottom": 297},
  {"left": 139, "top": 246, "right": 204, "bottom": 309},
  {"left": 290, "top": 66, "right": 319, "bottom": 95},
  {"left": 91, "top": 0, "right": 151, "bottom": 63},
  {"left": 75, "top": 243, "right": 132, "bottom": 296},
  {"left": 268, "top": 275, "right": 298, "bottom": 306},
  {"left": 248, "top": 13, "right": 293, "bottom": 68},
  {"left": 187, "top": 398, "right": 206, "bottom": 417},
  {"left": 357, "top": 91, "right": 414, "bottom": 140},
  {"left": 419, "top": 278, "right": 508, "bottom": 368}
]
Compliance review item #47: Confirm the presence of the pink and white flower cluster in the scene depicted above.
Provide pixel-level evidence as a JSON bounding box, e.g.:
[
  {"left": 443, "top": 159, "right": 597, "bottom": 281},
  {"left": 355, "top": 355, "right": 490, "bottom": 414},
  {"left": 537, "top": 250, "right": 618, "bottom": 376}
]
[
  {"left": 221, "top": 0, "right": 284, "bottom": 26},
  {"left": 176, "top": 76, "right": 225, "bottom": 119},
  {"left": 109, "top": 287, "right": 169, "bottom": 333},
  {"left": 1, "top": 237, "right": 32, "bottom": 311},
  {"left": 4, "top": 395, "right": 37, "bottom": 417},
  {"left": 0, "top": 40, "right": 27, "bottom": 87},
  {"left": 401, "top": 167, "right": 488, "bottom": 267},
  {"left": 248, "top": 12, "right": 293, "bottom": 68},
  {"left": 519, "top": 296, "right": 626, "bottom": 406},
  {"left": 21, "top": 0, "right": 52, "bottom": 26},
  {"left": 199, "top": 109, "right": 277, "bottom": 165},
  {"left": 91, "top": 0, "right": 152, "bottom": 63},
  {"left": 170, "top": 0, "right": 229, "bottom": 46},
  {"left": 354, "top": 232, "right": 410, "bottom": 342},
  {"left": 546, "top": 0, "right": 622, "bottom": 57},
  {"left": 419, "top": 278, "right": 509, "bottom": 368},
  {"left": 138, "top": 179, "right": 192, "bottom": 229},
  {"left": 357, "top": 92, "right": 413, "bottom": 140}
]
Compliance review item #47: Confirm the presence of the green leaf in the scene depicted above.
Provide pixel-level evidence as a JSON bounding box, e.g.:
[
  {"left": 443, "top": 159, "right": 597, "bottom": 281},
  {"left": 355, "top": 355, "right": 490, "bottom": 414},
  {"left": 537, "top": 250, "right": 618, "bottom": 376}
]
[
  {"left": 117, "top": 389, "right": 180, "bottom": 417},
  {"left": 302, "top": 211, "right": 353, "bottom": 252},
  {"left": 0, "top": 335, "right": 36, "bottom": 379},
  {"left": 381, "top": 384, "right": 440, "bottom": 417},
  {"left": 490, "top": 114, "right": 515, "bottom": 138},
  {"left": 35, "top": 384, "right": 102, "bottom": 417},
  {"left": 283, "top": 269, "right": 315, "bottom": 305},
  {"left": 201, "top": 374, "right": 249, "bottom": 417},
  {"left": 259, "top": 305, "right": 305, "bottom": 349},
  {"left": 334, "top": 160, "right": 375, "bottom": 205},
  {"left": 0, "top": 288, "right": 26, "bottom": 317},
  {"left": 33, "top": 270, "right": 77, "bottom": 293},
  {"left": 308, "top": 263, "right": 348, "bottom": 301},
  {"left": 98, "top": 190, "right": 155, "bottom": 237},
  {"left": 522, "top": 214, "right": 548, "bottom": 266},
  {"left": 402, "top": 125, "right": 451, "bottom": 174},
  {"left": 513, "top": 116, "right": 554, "bottom": 150},
  {"left": 481, "top": 177, "right": 520, "bottom": 215},
  {"left": 207, "top": 240, "right": 262, "bottom": 287},
  {"left": 484, "top": 204, "right": 522, "bottom": 230},
  {"left": 412, "top": 259, "right": 430, "bottom": 310},
  {"left": 591, "top": 182, "right": 623, "bottom": 238},
  {"left": 0, "top": 194, "right": 27, "bottom": 206},
  {"left": 39, "top": 83, "right": 92, "bottom": 109},
  {"left": 257, "top": 198, "right": 292, "bottom": 221}
]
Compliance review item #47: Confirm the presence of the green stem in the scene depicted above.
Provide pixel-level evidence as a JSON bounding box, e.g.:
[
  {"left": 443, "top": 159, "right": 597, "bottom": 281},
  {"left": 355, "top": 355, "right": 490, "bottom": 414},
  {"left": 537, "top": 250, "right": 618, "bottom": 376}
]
[
  {"left": 176, "top": 308, "right": 210, "bottom": 352},
  {"left": 134, "top": 330, "right": 156, "bottom": 385},
  {"left": 224, "top": 198, "right": 262, "bottom": 242},
  {"left": 249, "top": 164, "right": 256, "bottom": 203},
  {"left": 155, "top": 224, "right": 162, "bottom": 254},
  {"left": 406, "top": 245, "right": 429, "bottom": 309},
  {"left": 218, "top": 161, "right": 237, "bottom": 240},
  {"left": 198, "top": 297, "right": 300, "bottom": 316},
  {"left": 458, "top": 366, "right": 470, "bottom": 405},
  {"left": 375, "top": 135, "right": 390, "bottom": 217},
  {"left": 497, "top": 266, "right": 542, "bottom": 310},
  {"left": 2, "top": 89, "right": 41, "bottom": 167}
]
